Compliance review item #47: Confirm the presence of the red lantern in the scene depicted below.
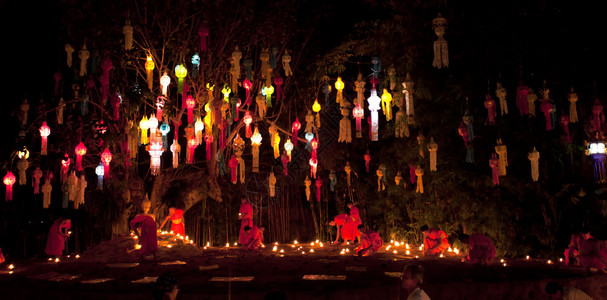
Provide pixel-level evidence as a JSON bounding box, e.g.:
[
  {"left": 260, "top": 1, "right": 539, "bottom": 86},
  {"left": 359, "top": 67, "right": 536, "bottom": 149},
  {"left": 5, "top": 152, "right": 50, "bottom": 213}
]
[
  {"left": 204, "top": 134, "right": 213, "bottom": 161},
  {"left": 39, "top": 121, "right": 51, "bottom": 155},
  {"left": 187, "top": 137, "right": 197, "bottom": 163},
  {"left": 4, "top": 172, "right": 16, "bottom": 201},
  {"left": 353, "top": 104, "right": 364, "bottom": 138},
  {"left": 229, "top": 155, "right": 238, "bottom": 184},
  {"left": 292, "top": 118, "right": 301, "bottom": 146},
  {"left": 243, "top": 78, "right": 252, "bottom": 106},
  {"left": 156, "top": 96, "right": 165, "bottom": 121},
  {"left": 61, "top": 154, "right": 70, "bottom": 184},
  {"left": 315, "top": 177, "right": 322, "bottom": 202},
  {"left": 281, "top": 151, "right": 289, "bottom": 175},
  {"left": 311, "top": 138, "right": 318, "bottom": 159},
  {"left": 186, "top": 95, "right": 196, "bottom": 124},
  {"left": 243, "top": 111, "right": 253, "bottom": 138},
  {"left": 101, "top": 148, "right": 112, "bottom": 178},
  {"left": 274, "top": 74, "right": 284, "bottom": 101},
  {"left": 75, "top": 142, "right": 87, "bottom": 171},
  {"left": 364, "top": 150, "right": 371, "bottom": 173},
  {"left": 309, "top": 157, "right": 318, "bottom": 179}
]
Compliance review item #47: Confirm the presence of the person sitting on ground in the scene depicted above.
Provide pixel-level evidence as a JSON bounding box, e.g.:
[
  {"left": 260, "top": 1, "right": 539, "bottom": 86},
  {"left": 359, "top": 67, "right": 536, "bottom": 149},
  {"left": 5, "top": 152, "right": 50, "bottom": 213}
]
[
  {"left": 401, "top": 264, "right": 431, "bottom": 300},
  {"left": 565, "top": 229, "right": 592, "bottom": 266},
  {"left": 243, "top": 225, "right": 265, "bottom": 250},
  {"left": 45, "top": 218, "right": 72, "bottom": 257},
  {"left": 328, "top": 213, "right": 353, "bottom": 244},
  {"left": 578, "top": 238, "right": 607, "bottom": 273},
  {"left": 356, "top": 225, "right": 383, "bottom": 256},
  {"left": 159, "top": 207, "right": 185, "bottom": 237},
  {"left": 459, "top": 232, "right": 495, "bottom": 264},
  {"left": 420, "top": 225, "right": 450, "bottom": 256},
  {"left": 545, "top": 281, "right": 592, "bottom": 300},
  {"left": 154, "top": 273, "right": 180, "bottom": 300},
  {"left": 129, "top": 199, "right": 158, "bottom": 261}
]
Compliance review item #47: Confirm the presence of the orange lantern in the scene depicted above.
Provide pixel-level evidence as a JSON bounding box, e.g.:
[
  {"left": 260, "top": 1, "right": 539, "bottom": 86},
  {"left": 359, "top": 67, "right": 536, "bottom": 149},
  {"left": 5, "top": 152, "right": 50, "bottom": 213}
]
[
  {"left": 145, "top": 55, "right": 155, "bottom": 90},
  {"left": 335, "top": 77, "right": 344, "bottom": 104},
  {"left": 4, "top": 172, "right": 16, "bottom": 201},
  {"left": 101, "top": 148, "right": 112, "bottom": 178},
  {"left": 187, "top": 136, "right": 197, "bottom": 163},
  {"left": 312, "top": 99, "right": 321, "bottom": 128},
  {"left": 75, "top": 142, "right": 87, "bottom": 171},
  {"left": 204, "top": 134, "right": 213, "bottom": 161},
  {"left": 243, "top": 111, "right": 253, "bottom": 138},
  {"left": 39, "top": 121, "right": 51, "bottom": 155}
]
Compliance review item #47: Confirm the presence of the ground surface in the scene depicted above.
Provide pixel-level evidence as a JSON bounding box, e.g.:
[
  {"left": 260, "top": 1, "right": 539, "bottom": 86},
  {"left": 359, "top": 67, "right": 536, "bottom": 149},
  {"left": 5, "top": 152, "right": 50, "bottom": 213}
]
[{"left": 0, "top": 234, "right": 603, "bottom": 299}]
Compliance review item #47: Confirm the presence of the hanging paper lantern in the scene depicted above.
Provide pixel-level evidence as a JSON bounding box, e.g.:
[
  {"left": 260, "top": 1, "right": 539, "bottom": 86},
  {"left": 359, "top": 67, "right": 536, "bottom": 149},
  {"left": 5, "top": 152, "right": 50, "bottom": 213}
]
[
  {"left": 42, "top": 177, "right": 52, "bottom": 208},
  {"left": 315, "top": 177, "right": 322, "bottom": 202},
  {"left": 284, "top": 139, "right": 293, "bottom": 161},
  {"left": 169, "top": 140, "right": 180, "bottom": 170},
  {"left": 489, "top": 153, "right": 499, "bottom": 186},
  {"left": 32, "top": 167, "right": 42, "bottom": 194},
  {"left": 344, "top": 162, "right": 352, "bottom": 187},
  {"left": 354, "top": 74, "right": 366, "bottom": 108},
  {"left": 251, "top": 127, "right": 262, "bottom": 173},
  {"left": 329, "top": 170, "right": 337, "bottom": 191},
  {"left": 428, "top": 137, "right": 438, "bottom": 172},
  {"left": 198, "top": 25, "right": 209, "bottom": 52},
  {"left": 282, "top": 50, "right": 292, "bottom": 76},
  {"left": 371, "top": 57, "right": 381, "bottom": 89},
  {"left": 495, "top": 139, "right": 508, "bottom": 176},
  {"left": 305, "top": 110, "right": 315, "bottom": 133},
  {"left": 155, "top": 96, "right": 165, "bottom": 121},
  {"left": 230, "top": 47, "right": 242, "bottom": 92},
  {"left": 159, "top": 121, "right": 171, "bottom": 149},
  {"left": 394, "top": 99, "right": 409, "bottom": 138},
  {"left": 160, "top": 72, "right": 171, "bottom": 97},
  {"left": 353, "top": 104, "right": 364, "bottom": 138},
  {"left": 260, "top": 49, "right": 271, "bottom": 85},
  {"left": 149, "top": 139, "right": 163, "bottom": 176},
  {"left": 312, "top": 99, "right": 322, "bottom": 128},
  {"left": 229, "top": 155, "right": 238, "bottom": 184},
  {"left": 559, "top": 115, "right": 571, "bottom": 144},
  {"left": 78, "top": 44, "right": 90, "bottom": 76},
  {"left": 527, "top": 88, "right": 538, "bottom": 117},
  {"left": 415, "top": 167, "right": 424, "bottom": 194},
  {"left": 409, "top": 165, "right": 416, "bottom": 185},
  {"left": 376, "top": 167, "right": 384, "bottom": 191},
  {"left": 281, "top": 151, "right": 289, "bottom": 176},
  {"left": 4, "top": 172, "right": 16, "bottom": 201},
  {"left": 194, "top": 117, "right": 204, "bottom": 145},
  {"left": 243, "top": 111, "right": 253, "bottom": 138},
  {"left": 322, "top": 79, "right": 332, "bottom": 106},
  {"left": 269, "top": 171, "right": 277, "bottom": 197},
  {"left": 101, "top": 148, "right": 112, "bottom": 178},
  {"left": 395, "top": 171, "right": 403, "bottom": 187},
  {"left": 184, "top": 95, "right": 196, "bottom": 124},
  {"left": 417, "top": 132, "right": 425, "bottom": 158},
  {"left": 367, "top": 90, "right": 381, "bottom": 141},
  {"left": 175, "top": 64, "right": 188, "bottom": 94},
  {"left": 233, "top": 134, "right": 246, "bottom": 183},
  {"left": 516, "top": 81, "right": 529, "bottom": 116},
  {"left": 496, "top": 82, "right": 508, "bottom": 116},
  {"left": 256, "top": 93, "right": 267, "bottom": 119},
  {"left": 17, "top": 148, "right": 29, "bottom": 185},
  {"left": 540, "top": 91, "right": 553, "bottom": 131},
  {"left": 139, "top": 115, "right": 150, "bottom": 145},
  {"left": 95, "top": 163, "right": 104, "bottom": 190},
  {"left": 57, "top": 98, "right": 65, "bottom": 125},
  {"left": 338, "top": 106, "right": 352, "bottom": 143},
  {"left": 484, "top": 94, "right": 496, "bottom": 125},
  {"left": 20, "top": 99, "right": 30, "bottom": 126},
  {"left": 364, "top": 150, "right": 371, "bottom": 173},
  {"left": 528, "top": 147, "right": 540, "bottom": 182},
  {"left": 221, "top": 85, "right": 231, "bottom": 103},
  {"left": 274, "top": 74, "right": 284, "bottom": 101},
  {"left": 60, "top": 153, "right": 70, "bottom": 184},
  {"left": 39, "top": 121, "right": 51, "bottom": 155},
  {"left": 403, "top": 73, "right": 415, "bottom": 119},
  {"left": 148, "top": 114, "right": 159, "bottom": 143},
  {"left": 305, "top": 132, "right": 314, "bottom": 152},
  {"left": 432, "top": 13, "right": 449, "bottom": 68},
  {"left": 592, "top": 99, "right": 605, "bottom": 133},
  {"left": 145, "top": 55, "right": 155, "bottom": 90},
  {"left": 191, "top": 53, "right": 200, "bottom": 78},
  {"left": 262, "top": 85, "right": 274, "bottom": 107},
  {"left": 568, "top": 87, "right": 578, "bottom": 123},
  {"left": 292, "top": 118, "right": 301, "bottom": 146},
  {"left": 74, "top": 142, "right": 87, "bottom": 171},
  {"left": 335, "top": 77, "right": 344, "bottom": 104},
  {"left": 243, "top": 78, "right": 252, "bottom": 106},
  {"left": 273, "top": 132, "right": 281, "bottom": 159},
  {"left": 311, "top": 138, "right": 318, "bottom": 160},
  {"left": 381, "top": 89, "right": 393, "bottom": 121},
  {"left": 123, "top": 20, "right": 133, "bottom": 50},
  {"left": 187, "top": 137, "right": 197, "bottom": 164},
  {"left": 304, "top": 176, "right": 312, "bottom": 201},
  {"left": 65, "top": 43, "right": 74, "bottom": 67},
  {"left": 204, "top": 134, "right": 213, "bottom": 161}
]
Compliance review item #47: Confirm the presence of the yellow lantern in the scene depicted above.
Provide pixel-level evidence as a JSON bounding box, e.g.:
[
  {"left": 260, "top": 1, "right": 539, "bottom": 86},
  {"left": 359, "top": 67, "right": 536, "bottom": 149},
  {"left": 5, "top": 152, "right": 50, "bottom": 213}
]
[
  {"left": 381, "top": 89, "right": 393, "bottom": 121},
  {"left": 139, "top": 115, "right": 150, "bottom": 145},
  {"left": 203, "top": 103, "right": 213, "bottom": 134},
  {"left": 273, "top": 132, "right": 281, "bottom": 159},
  {"left": 221, "top": 85, "right": 231, "bottom": 103},
  {"left": 335, "top": 77, "right": 344, "bottom": 104},
  {"left": 145, "top": 55, "right": 154, "bottom": 90},
  {"left": 175, "top": 64, "right": 188, "bottom": 94},
  {"left": 312, "top": 99, "right": 321, "bottom": 128},
  {"left": 251, "top": 127, "right": 262, "bottom": 173}
]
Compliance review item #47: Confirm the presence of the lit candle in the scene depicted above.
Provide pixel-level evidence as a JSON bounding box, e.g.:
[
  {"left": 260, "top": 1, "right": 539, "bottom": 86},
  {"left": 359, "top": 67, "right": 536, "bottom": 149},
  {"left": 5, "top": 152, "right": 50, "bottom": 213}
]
[
  {"left": 294, "top": 240, "right": 298, "bottom": 245},
  {"left": 393, "top": 250, "right": 398, "bottom": 254},
  {"left": 225, "top": 243, "right": 230, "bottom": 248},
  {"left": 406, "top": 250, "right": 410, "bottom": 255},
  {"left": 280, "top": 249, "right": 284, "bottom": 253},
  {"left": 526, "top": 255, "right": 530, "bottom": 260},
  {"left": 310, "top": 249, "right": 314, "bottom": 253},
  {"left": 75, "top": 255, "right": 80, "bottom": 259},
  {"left": 272, "top": 246, "right": 278, "bottom": 252},
  {"left": 395, "top": 241, "right": 400, "bottom": 247},
  {"left": 55, "top": 258, "right": 60, "bottom": 263},
  {"left": 8, "top": 264, "right": 14, "bottom": 270}
]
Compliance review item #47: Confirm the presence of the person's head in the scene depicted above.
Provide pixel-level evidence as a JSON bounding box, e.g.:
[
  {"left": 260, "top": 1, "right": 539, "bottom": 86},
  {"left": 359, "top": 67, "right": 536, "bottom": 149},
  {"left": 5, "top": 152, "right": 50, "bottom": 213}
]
[
  {"left": 347, "top": 202, "right": 353, "bottom": 209},
  {"left": 168, "top": 207, "right": 175, "bottom": 214},
  {"left": 142, "top": 199, "right": 151, "bottom": 214},
  {"left": 154, "top": 274, "right": 179, "bottom": 300},
  {"left": 545, "top": 281, "right": 563, "bottom": 299},
  {"left": 328, "top": 220, "right": 336, "bottom": 226},
  {"left": 259, "top": 226, "right": 265, "bottom": 232},
  {"left": 580, "top": 228, "right": 591, "bottom": 239},
  {"left": 401, "top": 265, "right": 424, "bottom": 290},
  {"left": 420, "top": 225, "right": 429, "bottom": 237},
  {"left": 241, "top": 196, "right": 248, "bottom": 204},
  {"left": 244, "top": 225, "right": 251, "bottom": 232}
]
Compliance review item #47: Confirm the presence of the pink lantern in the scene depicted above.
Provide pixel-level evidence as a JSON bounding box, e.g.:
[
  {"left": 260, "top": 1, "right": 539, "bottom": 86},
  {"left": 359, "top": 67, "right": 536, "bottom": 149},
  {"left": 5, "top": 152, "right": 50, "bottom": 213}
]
[
  {"left": 364, "top": 150, "right": 371, "bottom": 173},
  {"left": 4, "top": 172, "right": 16, "bottom": 201},
  {"left": 516, "top": 82, "right": 529, "bottom": 116},
  {"left": 458, "top": 122, "right": 469, "bottom": 144},
  {"left": 540, "top": 98, "right": 553, "bottom": 131},
  {"left": 242, "top": 78, "right": 252, "bottom": 106},
  {"left": 292, "top": 118, "right": 301, "bottom": 146},
  {"left": 187, "top": 137, "right": 197, "bottom": 163},
  {"left": 61, "top": 154, "right": 71, "bottom": 184},
  {"left": 490, "top": 153, "right": 500, "bottom": 185},
  {"left": 311, "top": 138, "right": 318, "bottom": 160},
  {"left": 101, "top": 148, "right": 112, "bottom": 178},
  {"left": 39, "top": 121, "right": 51, "bottom": 155},
  {"left": 32, "top": 167, "right": 42, "bottom": 194},
  {"left": 281, "top": 151, "right": 289, "bottom": 175},
  {"left": 229, "top": 155, "right": 238, "bottom": 184},
  {"left": 198, "top": 25, "right": 209, "bottom": 52},
  {"left": 75, "top": 142, "right": 87, "bottom": 171},
  {"left": 186, "top": 95, "right": 196, "bottom": 124},
  {"left": 353, "top": 104, "right": 364, "bottom": 138},
  {"left": 309, "top": 157, "right": 318, "bottom": 179},
  {"left": 243, "top": 111, "right": 253, "bottom": 138},
  {"left": 204, "top": 134, "right": 213, "bottom": 161},
  {"left": 274, "top": 74, "right": 284, "bottom": 101},
  {"left": 409, "top": 165, "right": 416, "bottom": 185},
  {"left": 315, "top": 177, "right": 322, "bottom": 202},
  {"left": 559, "top": 115, "right": 571, "bottom": 143},
  {"left": 484, "top": 94, "right": 496, "bottom": 125},
  {"left": 156, "top": 96, "right": 165, "bottom": 121}
]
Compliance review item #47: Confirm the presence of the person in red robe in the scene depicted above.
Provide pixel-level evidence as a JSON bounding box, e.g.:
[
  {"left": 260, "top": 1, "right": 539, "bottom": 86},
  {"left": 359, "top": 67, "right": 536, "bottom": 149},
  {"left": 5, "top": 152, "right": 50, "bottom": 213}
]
[
  {"left": 356, "top": 225, "right": 383, "bottom": 256},
  {"left": 465, "top": 233, "right": 495, "bottom": 264},
  {"left": 421, "top": 225, "right": 450, "bottom": 256},
  {"left": 45, "top": 218, "right": 71, "bottom": 257},
  {"left": 564, "top": 230, "right": 592, "bottom": 266},
  {"left": 348, "top": 202, "right": 362, "bottom": 243},
  {"left": 578, "top": 238, "right": 607, "bottom": 272},
  {"left": 238, "top": 197, "right": 254, "bottom": 245},
  {"left": 160, "top": 207, "right": 185, "bottom": 237},
  {"left": 130, "top": 214, "right": 158, "bottom": 260},
  {"left": 243, "top": 225, "right": 264, "bottom": 250},
  {"left": 329, "top": 213, "right": 353, "bottom": 243}
]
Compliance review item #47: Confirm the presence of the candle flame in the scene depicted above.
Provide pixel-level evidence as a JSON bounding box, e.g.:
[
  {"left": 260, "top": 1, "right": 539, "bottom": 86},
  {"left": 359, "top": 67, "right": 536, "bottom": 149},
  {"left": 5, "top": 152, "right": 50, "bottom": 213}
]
[
  {"left": 406, "top": 250, "right": 410, "bottom": 255},
  {"left": 272, "top": 246, "right": 278, "bottom": 252},
  {"left": 8, "top": 264, "right": 14, "bottom": 270}
]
